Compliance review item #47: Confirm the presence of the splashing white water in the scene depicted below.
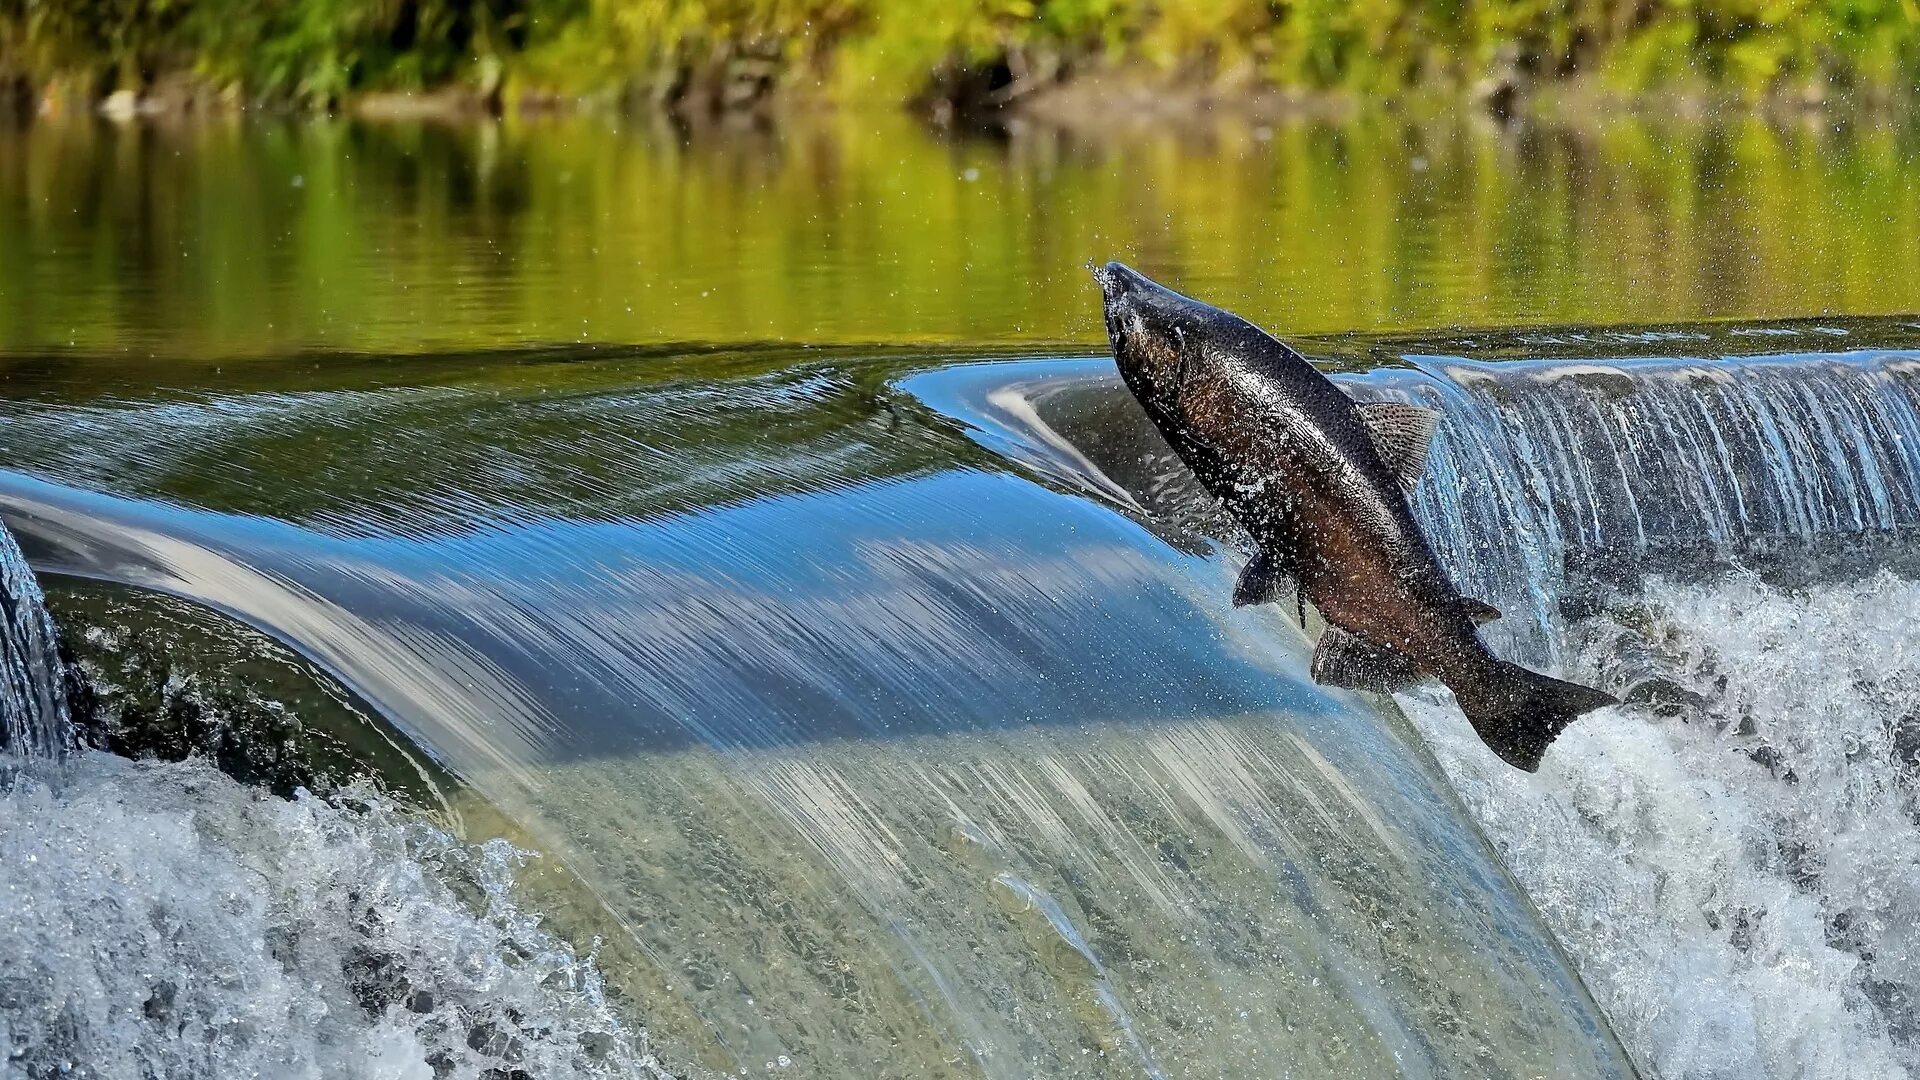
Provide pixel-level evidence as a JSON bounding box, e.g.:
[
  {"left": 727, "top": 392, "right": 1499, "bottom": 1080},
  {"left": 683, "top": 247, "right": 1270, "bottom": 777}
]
[
  {"left": 0, "top": 753, "right": 671, "bottom": 1080},
  {"left": 1398, "top": 572, "right": 1920, "bottom": 1080}
]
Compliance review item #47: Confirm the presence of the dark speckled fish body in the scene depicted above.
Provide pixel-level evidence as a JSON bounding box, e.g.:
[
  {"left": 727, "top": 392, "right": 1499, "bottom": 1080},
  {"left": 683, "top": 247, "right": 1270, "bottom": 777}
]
[{"left": 1094, "top": 261, "right": 1614, "bottom": 771}]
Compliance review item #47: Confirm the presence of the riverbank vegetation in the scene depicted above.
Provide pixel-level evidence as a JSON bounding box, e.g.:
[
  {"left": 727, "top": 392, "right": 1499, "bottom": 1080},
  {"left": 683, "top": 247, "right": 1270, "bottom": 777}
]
[{"left": 2, "top": 0, "right": 1917, "bottom": 117}]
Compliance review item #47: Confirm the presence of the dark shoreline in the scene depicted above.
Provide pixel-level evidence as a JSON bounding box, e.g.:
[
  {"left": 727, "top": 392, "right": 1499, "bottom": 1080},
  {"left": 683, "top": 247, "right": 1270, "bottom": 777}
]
[{"left": 9, "top": 63, "right": 1915, "bottom": 135}]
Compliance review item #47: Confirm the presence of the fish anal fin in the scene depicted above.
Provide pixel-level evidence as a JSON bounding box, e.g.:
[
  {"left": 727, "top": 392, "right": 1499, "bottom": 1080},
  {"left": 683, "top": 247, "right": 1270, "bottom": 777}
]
[
  {"left": 1232, "top": 548, "right": 1295, "bottom": 608},
  {"left": 1355, "top": 402, "right": 1441, "bottom": 490},
  {"left": 1310, "top": 627, "right": 1424, "bottom": 693},
  {"left": 1459, "top": 597, "right": 1501, "bottom": 624}
]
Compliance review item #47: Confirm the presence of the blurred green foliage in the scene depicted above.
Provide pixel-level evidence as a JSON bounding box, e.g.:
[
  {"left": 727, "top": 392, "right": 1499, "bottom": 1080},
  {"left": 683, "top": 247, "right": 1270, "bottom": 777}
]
[
  {"left": 0, "top": 0, "right": 531, "bottom": 103},
  {"left": 0, "top": 0, "right": 1916, "bottom": 107}
]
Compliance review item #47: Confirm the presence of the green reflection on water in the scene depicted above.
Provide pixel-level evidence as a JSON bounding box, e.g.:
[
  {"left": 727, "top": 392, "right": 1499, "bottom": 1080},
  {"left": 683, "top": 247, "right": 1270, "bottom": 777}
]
[{"left": 2, "top": 109, "right": 1917, "bottom": 359}]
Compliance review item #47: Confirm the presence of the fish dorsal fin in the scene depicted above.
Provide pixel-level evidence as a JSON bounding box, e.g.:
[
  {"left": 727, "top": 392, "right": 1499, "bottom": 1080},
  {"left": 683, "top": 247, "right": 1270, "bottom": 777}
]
[{"left": 1355, "top": 402, "right": 1441, "bottom": 490}]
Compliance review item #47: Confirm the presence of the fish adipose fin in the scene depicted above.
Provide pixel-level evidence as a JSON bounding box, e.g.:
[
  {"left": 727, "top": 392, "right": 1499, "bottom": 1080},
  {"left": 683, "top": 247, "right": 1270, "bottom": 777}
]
[
  {"left": 1459, "top": 597, "right": 1501, "bottom": 624},
  {"left": 1355, "top": 402, "right": 1441, "bottom": 490},
  {"left": 1232, "top": 549, "right": 1295, "bottom": 608},
  {"left": 1455, "top": 662, "right": 1617, "bottom": 772},
  {"left": 1310, "top": 627, "right": 1424, "bottom": 693}
]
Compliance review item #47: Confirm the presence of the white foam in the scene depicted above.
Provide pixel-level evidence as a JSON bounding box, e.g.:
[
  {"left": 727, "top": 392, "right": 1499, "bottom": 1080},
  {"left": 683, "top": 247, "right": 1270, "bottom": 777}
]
[
  {"left": 1398, "top": 572, "right": 1920, "bottom": 1079},
  {"left": 0, "top": 753, "right": 670, "bottom": 1080}
]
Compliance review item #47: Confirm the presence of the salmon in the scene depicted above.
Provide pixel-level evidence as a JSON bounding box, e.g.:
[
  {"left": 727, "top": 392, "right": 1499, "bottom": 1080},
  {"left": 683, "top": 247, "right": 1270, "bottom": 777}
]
[{"left": 1094, "top": 261, "right": 1614, "bottom": 771}]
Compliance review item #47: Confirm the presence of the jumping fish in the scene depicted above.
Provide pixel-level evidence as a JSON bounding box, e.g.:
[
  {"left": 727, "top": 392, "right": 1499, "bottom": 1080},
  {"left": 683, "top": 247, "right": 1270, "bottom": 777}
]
[{"left": 1093, "top": 261, "right": 1614, "bottom": 771}]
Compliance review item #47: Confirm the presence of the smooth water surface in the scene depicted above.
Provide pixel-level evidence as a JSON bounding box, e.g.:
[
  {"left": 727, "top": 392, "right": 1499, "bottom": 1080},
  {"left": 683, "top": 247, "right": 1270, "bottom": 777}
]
[{"left": 2, "top": 110, "right": 1920, "bottom": 356}]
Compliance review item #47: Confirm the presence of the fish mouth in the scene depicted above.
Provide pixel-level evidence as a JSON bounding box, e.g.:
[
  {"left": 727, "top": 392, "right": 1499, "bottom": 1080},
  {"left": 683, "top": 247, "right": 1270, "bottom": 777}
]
[
  {"left": 1092, "top": 261, "right": 1149, "bottom": 347},
  {"left": 1091, "top": 260, "right": 1149, "bottom": 307}
]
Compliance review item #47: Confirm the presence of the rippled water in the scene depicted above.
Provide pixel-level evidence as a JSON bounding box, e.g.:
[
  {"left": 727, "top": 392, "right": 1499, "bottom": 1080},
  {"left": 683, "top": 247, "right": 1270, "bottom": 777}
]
[{"left": 5, "top": 111, "right": 1920, "bottom": 1080}]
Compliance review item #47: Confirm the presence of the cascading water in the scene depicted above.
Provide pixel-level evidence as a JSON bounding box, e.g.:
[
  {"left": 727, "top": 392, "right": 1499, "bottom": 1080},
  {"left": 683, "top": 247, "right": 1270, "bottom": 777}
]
[
  {"left": 981, "top": 332, "right": 1920, "bottom": 1079},
  {"left": 1349, "top": 348, "right": 1920, "bottom": 664},
  {"left": 0, "top": 518, "right": 71, "bottom": 758},
  {"left": 0, "top": 432, "right": 667, "bottom": 1079},
  {"left": 1356, "top": 343, "right": 1920, "bottom": 1078},
  {"left": 4, "top": 327, "right": 1920, "bottom": 1079},
  {"left": 0, "top": 347, "right": 1640, "bottom": 1078}
]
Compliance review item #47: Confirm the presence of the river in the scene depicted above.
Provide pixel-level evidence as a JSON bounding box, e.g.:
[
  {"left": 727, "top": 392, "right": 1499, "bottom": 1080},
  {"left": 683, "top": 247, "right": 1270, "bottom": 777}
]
[{"left": 1, "top": 108, "right": 1918, "bottom": 1080}]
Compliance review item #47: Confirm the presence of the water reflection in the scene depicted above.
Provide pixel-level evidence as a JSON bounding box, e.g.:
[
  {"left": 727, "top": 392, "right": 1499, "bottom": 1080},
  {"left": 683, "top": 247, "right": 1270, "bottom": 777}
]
[{"left": 2, "top": 110, "right": 1918, "bottom": 356}]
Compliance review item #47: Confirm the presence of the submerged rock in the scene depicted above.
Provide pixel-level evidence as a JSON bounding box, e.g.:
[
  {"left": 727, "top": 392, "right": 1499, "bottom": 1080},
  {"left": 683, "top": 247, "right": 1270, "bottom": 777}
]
[{"left": 47, "top": 580, "right": 446, "bottom": 803}]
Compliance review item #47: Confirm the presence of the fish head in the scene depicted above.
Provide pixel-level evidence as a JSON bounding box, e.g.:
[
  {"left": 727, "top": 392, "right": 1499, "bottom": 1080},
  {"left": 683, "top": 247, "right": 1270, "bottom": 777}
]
[
  {"left": 1093, "top": 261, "right": 1251, "bottom": 424},
  {"left": 1094, "top": 261, "right": 1189, "bottom": 407}
]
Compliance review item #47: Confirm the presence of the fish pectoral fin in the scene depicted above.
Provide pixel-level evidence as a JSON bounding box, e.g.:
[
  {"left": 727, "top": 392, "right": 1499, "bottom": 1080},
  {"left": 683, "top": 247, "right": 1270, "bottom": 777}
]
[
  {"left": 1459, "top": 596, "right": 1501, "bottom": 624},
  {"left": 1232, "top": 548, "right": 1296, "bottom": 608},
  {"left": 1355, "top": 402, "right": 1442, "bottom": 491},
  {"left": 1309, "top": 627, "right": 1424, "bottom": 693}
]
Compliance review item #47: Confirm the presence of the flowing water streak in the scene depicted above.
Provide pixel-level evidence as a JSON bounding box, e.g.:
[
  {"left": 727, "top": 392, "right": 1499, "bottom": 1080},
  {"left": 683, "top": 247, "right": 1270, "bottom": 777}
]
[
  {"left": 0, "top": 518, "right": 71, "bottom": 758},
  {"left": 1349, "top": 347, "right": 1920, "bottom": 664}
]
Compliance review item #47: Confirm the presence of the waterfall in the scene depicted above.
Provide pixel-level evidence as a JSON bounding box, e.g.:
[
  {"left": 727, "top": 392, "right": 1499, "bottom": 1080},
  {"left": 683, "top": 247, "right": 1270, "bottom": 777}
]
[
  {"left": 0, "top": 519, "right": 72, "bottom": 758},
  {"left": 9, "top": 338, "right": 1920, "bottom": 1078},
  {"left": 1009, "top": 344, "right": 1920, "bottom": 1078},
  {"left": 1347, "top": 349, "right": 1920, "bottom": 662},
  {"left": 1343, "top": 345, "right": 1920, "bottom": 1079}
]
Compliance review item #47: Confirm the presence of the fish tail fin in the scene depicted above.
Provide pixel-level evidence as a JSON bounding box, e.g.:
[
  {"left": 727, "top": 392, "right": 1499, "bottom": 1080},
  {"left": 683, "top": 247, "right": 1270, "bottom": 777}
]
[{"left": 1453, "top": 662, "right": 1616, "bottom": 772}]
